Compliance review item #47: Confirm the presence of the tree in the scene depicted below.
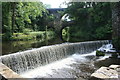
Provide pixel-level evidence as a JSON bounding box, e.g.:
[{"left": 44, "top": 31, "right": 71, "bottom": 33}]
[
  {"left": 112, "top": 2, "right": 120, "bottom": 51},
  {"left": 2, "top": 2, "right": 46, "bottom": 40},
  {"left": 15, "top": 2, "right": 46, "bottom": 32},
  {"left": 2, "top": 2, "right": 12, "bottom": 40},
  {"left": 11, "top": 2, "right": 17, "bottom": 34},
  {"left": 65, "top": 2, "right": 112, "bottom": 41}
]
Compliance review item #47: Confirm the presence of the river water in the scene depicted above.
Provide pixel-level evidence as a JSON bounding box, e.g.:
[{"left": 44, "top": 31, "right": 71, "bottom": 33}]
[
  {"left": 21, "top": 51, "right": 97, "bottom": 79},
  {"left": 1, "top": 40, "right": 120, "bottom": 79},
  {"left": 20, "top": 51, "right": 119, "bottom": 79},
  {"left": 2, "top": 37, "right": 63, "bottom": 55}
]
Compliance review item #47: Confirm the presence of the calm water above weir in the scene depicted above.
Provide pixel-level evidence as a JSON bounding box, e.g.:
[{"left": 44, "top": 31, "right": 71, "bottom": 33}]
[{"left": 2, "top": 38, "right": 63, "bottom": 55}]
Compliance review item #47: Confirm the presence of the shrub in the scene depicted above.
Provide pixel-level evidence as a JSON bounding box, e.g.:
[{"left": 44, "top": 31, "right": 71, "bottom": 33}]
[
  {"left": 23, "top": 28, "right": 33, "bottom": 35},
  {"left": 9, "top": 31, "right": 55, "bottom": 41}
]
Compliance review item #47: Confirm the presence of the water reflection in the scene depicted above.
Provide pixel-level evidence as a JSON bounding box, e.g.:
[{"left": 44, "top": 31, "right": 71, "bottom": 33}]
[{"left": 2, "top": 37, "right": 63, "bottom": 55}]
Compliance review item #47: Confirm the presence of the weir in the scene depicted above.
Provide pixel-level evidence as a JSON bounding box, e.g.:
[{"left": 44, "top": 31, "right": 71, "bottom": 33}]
[{"left": 0, "top": 40, "right": 109, "bottom": 77}]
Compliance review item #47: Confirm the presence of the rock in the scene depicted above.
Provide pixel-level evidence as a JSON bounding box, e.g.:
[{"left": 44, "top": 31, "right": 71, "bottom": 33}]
[
  {"left": 91, "top": 67, "right": 118, "bottom": 80},
  {"left": 96, "top": 50, "right": 105, "bottom": 56},
  {"left": 0, "top": 74, "right": 2, "bottom": 80},
  {"left": 116, "top": 68, "right": 120, "bottom": 79},
  {"left": 76, "top": 77, "right": 86, "bottom": 80},
  {"left": 109, "top": 65, "right": 120, "bottom": 69},
  {"left": 110, "top": 53, "right": 118, "bottom": 58},
  {"left": 0, "top": 74, "right": 7, "bottom": 80}
]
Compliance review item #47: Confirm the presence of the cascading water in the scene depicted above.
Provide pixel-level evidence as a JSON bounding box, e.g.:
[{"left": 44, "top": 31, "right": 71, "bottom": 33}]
[
  {"left": 98, "top": 43, "right": 116, "bottom": 52},
  {"left": 21, "top": 51, "right": 97, "bottom": 78},
  {"left": 0, "top": 40, "right": 109, "bottom": 78}
]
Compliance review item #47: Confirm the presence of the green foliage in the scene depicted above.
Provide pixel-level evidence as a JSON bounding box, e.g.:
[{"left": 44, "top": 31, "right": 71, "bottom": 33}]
[
  {"left": 11, "top": 31, "right": 55, "bottom": 41},
  {"left": 23, "top": 28, "right": 33, "bottom": 35},
  {"left": 2, "top": 2, "right": 12, "bottom": 33},
  {"left": 30, "top": 32, "right": 45, "bottom": 39},
  {"left": 96, "top": 50, "right": 105, "bottom": 56},
  {"left": 66, "top": 2, "right": 112, "bottom": 41},
  {"left": 62, "top": 27, "right": 70, "bottom": 41},
  {"left": 15, "top": 2, "right": 46, "bottom": 32},
  {"left": 2, "top": 2, "right": 47, "bottom": 40},
  {"left": 2, "top": 32, "right": 12, "bottom": 41},
  {"left": 48, "top": 14, "right": 55, "bottom": 21},
  {"left": 13, "top": 33, "right": 34, "bottom": 41},
  {"left": 95, "top": 25, "right": 112, "bottom": 39}
]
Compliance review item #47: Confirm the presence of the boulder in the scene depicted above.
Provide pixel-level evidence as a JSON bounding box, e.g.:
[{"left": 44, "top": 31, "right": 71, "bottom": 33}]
[
  {"left": 90, "top": 67, "right": 118, "bottom": 80},
  {"left": 109, "top": 65, "right": 120, "bottom": 69},
  {"left": 96, "top": 50, "right": 105, "bottom": 56}
]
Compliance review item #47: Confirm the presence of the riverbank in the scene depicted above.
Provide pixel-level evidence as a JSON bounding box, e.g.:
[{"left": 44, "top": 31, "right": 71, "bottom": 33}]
[
  {"left": 2, "top": 31, "right": 55, "bottom": 41},
  {"left": 2, "top": 31, "right": 56, "bottom": 55}
]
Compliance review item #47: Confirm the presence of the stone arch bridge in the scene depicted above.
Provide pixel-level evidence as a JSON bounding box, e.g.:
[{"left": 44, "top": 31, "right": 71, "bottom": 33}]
[{"left": 46, "top": 8, "right": 74, "bottom": 39}]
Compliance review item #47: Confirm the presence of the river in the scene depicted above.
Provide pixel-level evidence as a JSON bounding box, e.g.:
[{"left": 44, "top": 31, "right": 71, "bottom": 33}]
[
  {"left": 1, "top": 40, "right": 120, "bottom": 79},
  {"left": 2, "top": 37, "right": 63, "bottom": 55}
]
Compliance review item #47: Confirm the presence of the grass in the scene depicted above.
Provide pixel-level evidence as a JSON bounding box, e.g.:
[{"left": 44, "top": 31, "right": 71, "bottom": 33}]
[{"left": 11, "top": 31, "right": 55, "bottom": 41}]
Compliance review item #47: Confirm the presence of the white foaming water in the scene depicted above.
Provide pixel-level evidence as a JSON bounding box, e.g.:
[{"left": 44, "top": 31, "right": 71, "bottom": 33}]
[
  {"left": 97, "top": 54, "right": 111, "bottom": 61},
  {"left": 21, "top": 52, "right": 96, "bottom": 78},
  {"left": 98, "top": 44, "right": 116, "bottom": 52},
  {"left": 96, "top": 44, "right": 114, "bottom": 60},
  {"left": 21, "top": 50, "right": 111, "bottom": 78},
  {"left": 80, "top": 51, "right": 96, "bottom": 56}
]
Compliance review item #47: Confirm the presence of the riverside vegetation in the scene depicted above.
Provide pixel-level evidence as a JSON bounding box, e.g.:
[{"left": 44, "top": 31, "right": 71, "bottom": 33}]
[
  {"left": 2, "top": 30, "right": 55, "bottom": 41},
  {"left": 2, "top": 2, "right": 55, "bottom": 42},
  {"left": 1, "top": 2, "right": 120, "bottom": 51},
  {"left": 2, "top": 2, "right": 112, "bottom": 42}
]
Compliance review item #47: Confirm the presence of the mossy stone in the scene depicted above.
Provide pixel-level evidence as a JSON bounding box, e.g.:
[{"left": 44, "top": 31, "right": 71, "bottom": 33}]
[{"left": 96, "top": 50, "right": 105, "bottom": 56}]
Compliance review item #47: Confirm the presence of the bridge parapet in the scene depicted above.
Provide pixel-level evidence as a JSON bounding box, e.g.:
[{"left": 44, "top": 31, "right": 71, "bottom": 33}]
[{"left": 47, "top": 8, "right": 65, "bottom": 14}]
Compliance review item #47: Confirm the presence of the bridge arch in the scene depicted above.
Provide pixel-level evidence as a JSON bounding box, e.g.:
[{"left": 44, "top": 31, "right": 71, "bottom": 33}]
[{"left": 46, "top": 8, "right": 74, "bottom": 40}]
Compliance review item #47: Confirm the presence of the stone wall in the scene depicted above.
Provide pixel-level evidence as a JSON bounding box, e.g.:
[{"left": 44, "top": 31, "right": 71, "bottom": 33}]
[{"left": 0, "top": 63, "right": 22, "bottom": 79}]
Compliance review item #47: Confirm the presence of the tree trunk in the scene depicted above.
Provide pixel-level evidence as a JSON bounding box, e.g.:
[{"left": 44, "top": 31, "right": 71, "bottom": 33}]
[
  {"left": 55, "top": 27, "right": 63, "bottom": 41},
  {"left": 112, "top": 2, "right": 120, "bottom": 51},
  {"left": 11, "top": 2, "right": 16, "bottom": 34},
  {"left": 54, "top": 20, "right": 63, "bottom": 40}
]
